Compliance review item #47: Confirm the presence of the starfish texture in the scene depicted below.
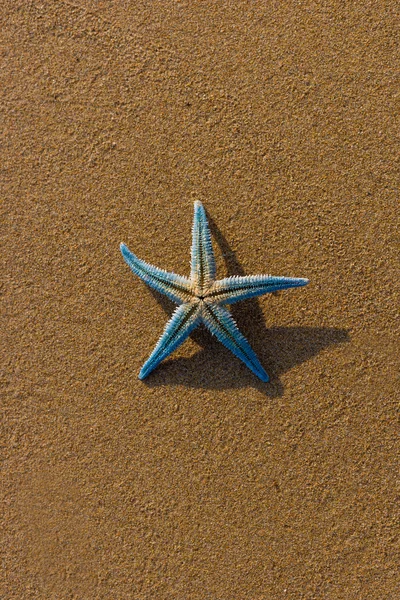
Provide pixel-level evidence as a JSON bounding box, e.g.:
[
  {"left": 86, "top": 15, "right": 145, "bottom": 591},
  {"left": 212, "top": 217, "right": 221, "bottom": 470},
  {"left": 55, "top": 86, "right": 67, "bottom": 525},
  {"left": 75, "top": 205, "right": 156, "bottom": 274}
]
[{"left": 120, "top": 202, "right": 308, "bottom": 382}]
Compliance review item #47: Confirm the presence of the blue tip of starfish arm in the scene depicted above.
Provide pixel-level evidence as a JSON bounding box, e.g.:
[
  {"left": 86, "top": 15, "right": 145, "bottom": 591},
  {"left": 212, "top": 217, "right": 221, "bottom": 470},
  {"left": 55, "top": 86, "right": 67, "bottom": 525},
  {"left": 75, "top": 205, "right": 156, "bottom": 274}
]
[
  {"left": 139, "top": 362, "right": 157, "bottom": 380},
  {"left": 257, "top": 369, "right": 269, "bottom": 383},
  {"left": 138, "top": 367, "right": 149, "bottom": 380}
]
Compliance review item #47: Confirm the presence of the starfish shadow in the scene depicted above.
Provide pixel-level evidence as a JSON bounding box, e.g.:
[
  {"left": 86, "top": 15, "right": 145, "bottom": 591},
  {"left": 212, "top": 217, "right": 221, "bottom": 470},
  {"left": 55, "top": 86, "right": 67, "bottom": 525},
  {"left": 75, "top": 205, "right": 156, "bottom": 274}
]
[{"left": 143, "top": 212, "right": 349, "bottom": 396}]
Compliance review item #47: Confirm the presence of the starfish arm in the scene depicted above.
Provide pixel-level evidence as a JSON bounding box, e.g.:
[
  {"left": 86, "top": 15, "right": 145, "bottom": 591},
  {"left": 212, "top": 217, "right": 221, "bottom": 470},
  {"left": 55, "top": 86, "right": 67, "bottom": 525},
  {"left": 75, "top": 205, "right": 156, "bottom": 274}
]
[
  {"left": 190, "top": 201, "right": 216, "bottom": 292},
  {"left": 208, "top": 275, "right": 309, "bottom": 305},
  {"left": 201, "top": 303, "right": 269, "bottom": 382},
  {"left": 120, "top": 243, "right": 193, "bottom": 305},
  {"left": 139, "top": 303, "right": 201, "bottom": 379}
]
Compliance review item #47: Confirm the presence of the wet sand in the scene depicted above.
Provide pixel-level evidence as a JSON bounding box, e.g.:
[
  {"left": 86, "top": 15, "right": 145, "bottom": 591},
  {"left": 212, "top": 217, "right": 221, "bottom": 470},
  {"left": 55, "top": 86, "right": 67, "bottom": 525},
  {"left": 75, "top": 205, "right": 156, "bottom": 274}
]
[{"left": 2, "top": 2, "right": 399, "bottom": 598}]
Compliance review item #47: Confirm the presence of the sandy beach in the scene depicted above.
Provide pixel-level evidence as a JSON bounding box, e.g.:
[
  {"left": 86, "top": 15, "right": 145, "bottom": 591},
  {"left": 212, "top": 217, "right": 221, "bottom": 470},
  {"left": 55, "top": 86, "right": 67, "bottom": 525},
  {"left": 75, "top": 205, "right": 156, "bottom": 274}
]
[{"left": 2, "top": 1, "right": 399, "bottom": 598}]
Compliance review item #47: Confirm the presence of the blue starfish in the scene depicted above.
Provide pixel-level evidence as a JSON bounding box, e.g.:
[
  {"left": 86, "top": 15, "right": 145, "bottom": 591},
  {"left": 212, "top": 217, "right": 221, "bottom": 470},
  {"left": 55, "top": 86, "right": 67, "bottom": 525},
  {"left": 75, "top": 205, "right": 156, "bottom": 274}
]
[{"left": 120, "top": 202, "right": 308, "bottom": 382}]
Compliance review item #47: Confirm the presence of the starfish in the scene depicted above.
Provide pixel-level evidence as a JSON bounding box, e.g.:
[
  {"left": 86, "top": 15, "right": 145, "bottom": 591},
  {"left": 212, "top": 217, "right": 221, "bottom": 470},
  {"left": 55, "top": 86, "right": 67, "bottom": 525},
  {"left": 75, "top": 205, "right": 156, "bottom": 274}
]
[{"left": 120, "top": 202, "right": 308, "bottom": 382}]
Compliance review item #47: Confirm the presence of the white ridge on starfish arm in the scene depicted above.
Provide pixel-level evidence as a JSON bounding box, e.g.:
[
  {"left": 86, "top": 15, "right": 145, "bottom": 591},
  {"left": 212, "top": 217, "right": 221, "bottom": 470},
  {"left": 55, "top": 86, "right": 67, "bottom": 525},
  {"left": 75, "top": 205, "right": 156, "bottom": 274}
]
[
  {"left": 209, "top": 274, "right": 309, "bottom": 305},
  {"left": 190, "top": 200, "right": 216, "bottom": 293},
  {"left": 201, "top": 302, "right": 270, "bottom": 382},
  {"left": 139, "top": 303, "right": 201, "bottom": 379},
  {"left": 120, "top": 243, "right": 193, "bottom": 305}
]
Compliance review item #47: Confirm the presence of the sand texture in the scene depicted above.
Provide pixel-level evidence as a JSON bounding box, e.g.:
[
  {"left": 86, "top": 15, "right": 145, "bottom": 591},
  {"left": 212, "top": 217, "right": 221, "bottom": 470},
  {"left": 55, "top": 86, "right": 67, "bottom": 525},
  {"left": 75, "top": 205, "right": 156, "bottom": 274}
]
[{"left": 2, "top": 1, "right": 399, "bottom": 598}]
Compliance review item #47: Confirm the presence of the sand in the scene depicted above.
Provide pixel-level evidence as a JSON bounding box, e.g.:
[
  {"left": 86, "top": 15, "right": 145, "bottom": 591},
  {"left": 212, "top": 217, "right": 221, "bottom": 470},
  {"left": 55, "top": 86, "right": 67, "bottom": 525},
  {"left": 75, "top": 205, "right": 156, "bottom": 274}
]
[{"left": 2, "top": 1, "right": 399, "bottom": 598}]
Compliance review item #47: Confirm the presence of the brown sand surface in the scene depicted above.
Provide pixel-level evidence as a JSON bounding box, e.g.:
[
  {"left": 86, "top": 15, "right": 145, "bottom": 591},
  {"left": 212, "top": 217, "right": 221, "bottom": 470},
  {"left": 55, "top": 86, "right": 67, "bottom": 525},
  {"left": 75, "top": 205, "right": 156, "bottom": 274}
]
[{"left": 2, "top": 1, "right": 399, "bottom": 598}]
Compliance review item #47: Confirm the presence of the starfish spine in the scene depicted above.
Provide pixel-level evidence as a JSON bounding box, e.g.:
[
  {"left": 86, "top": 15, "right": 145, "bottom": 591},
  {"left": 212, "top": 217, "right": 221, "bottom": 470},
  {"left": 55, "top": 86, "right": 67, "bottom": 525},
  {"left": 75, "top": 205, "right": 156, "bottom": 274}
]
[
  {"left": 120, "top": 243, "right": 192, "bottom": 305},
  {"left": 139, "top": 303, "right": 201, "bottom": 380},
  {"left": 209, "top": 274, "right": 309, "bottom": 305},
  {"left": 191, "top": 200, "right": 216, "bottom": 293},
  {"left": 201, "top": 302, "right": 269, "bottom": 382}
]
